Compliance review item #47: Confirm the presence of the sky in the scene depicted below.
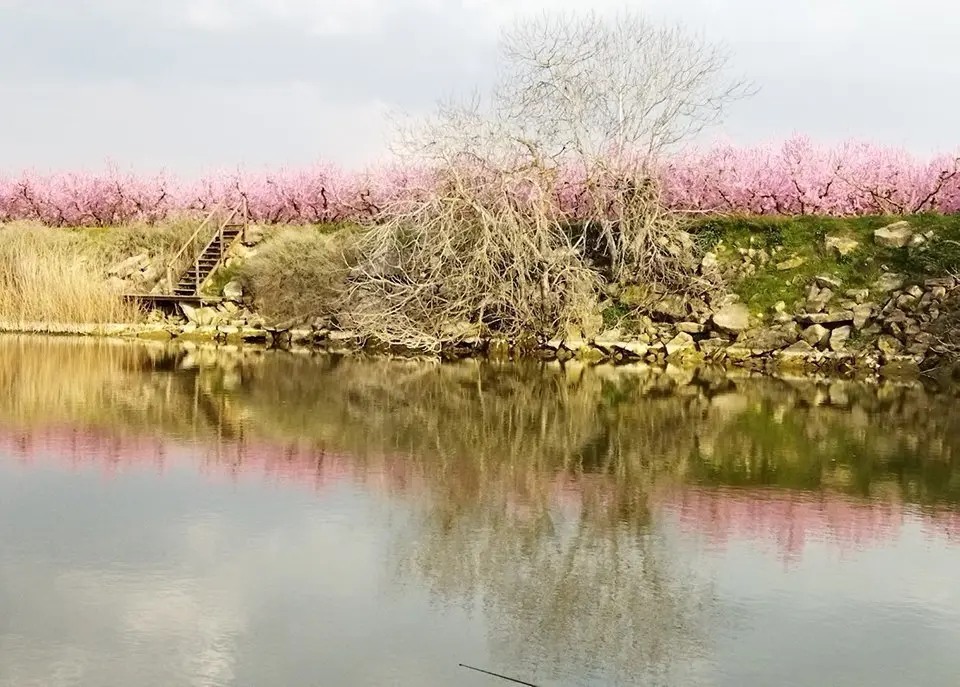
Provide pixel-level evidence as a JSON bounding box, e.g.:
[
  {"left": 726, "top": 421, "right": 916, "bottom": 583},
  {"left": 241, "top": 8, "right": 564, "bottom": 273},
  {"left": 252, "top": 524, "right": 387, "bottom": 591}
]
[{"left": 1, "top": 0, "right": 957, "bottom": 175}]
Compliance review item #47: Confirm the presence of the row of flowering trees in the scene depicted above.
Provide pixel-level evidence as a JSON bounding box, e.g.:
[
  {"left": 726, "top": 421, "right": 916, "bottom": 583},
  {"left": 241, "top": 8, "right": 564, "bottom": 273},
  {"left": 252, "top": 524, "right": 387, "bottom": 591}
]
[{"left": 3, "top": 136, "right": 960, "bottom": 227}]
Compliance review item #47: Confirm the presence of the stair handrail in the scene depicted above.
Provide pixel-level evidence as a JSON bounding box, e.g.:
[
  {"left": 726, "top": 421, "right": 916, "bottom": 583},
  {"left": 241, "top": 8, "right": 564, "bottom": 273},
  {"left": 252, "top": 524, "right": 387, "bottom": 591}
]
[
  {"left": 167, "top": 201, "right": 224, "bottom": 292},
  {"left": 165, "top": 199, "right": 245, "bottom": 294},
  {"left": 208, "top": 203, "right": 242, "bottom": 292}
]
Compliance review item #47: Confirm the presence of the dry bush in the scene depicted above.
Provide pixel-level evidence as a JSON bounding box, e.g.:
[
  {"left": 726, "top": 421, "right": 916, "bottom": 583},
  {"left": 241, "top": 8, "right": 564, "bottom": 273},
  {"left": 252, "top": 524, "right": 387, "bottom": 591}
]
[
  {"left": 341, "top": 10, "right": 745, "bottom": 347},
  {"left": 0, "top": 222, "right": 143, "bottom": 324},
  {"left": 238, "top": 225, "right": 359, "bottom": 324},
  {"left": 343, "top": 165, "right": 603, "bottom": 349}
]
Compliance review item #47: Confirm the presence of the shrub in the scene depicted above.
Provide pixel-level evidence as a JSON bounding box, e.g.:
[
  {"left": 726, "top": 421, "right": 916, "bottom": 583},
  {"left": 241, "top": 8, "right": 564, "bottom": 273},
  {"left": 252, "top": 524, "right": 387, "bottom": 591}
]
[{"left": 237, "top": 225, "right": 359, "bottom": 324}]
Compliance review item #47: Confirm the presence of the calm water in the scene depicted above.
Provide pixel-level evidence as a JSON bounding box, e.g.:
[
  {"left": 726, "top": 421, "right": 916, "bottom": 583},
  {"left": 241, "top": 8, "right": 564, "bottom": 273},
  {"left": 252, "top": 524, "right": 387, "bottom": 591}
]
[{"left": 1, "top": 337, "right": 960, "bottom": 687}]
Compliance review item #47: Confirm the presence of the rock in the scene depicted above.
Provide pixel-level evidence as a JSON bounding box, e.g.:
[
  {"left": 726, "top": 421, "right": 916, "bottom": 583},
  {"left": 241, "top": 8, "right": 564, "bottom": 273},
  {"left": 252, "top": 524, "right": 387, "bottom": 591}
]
[
  {"left": 193, "top": 307, "right": 219, "bottom": 327},
  {"left": 797, "top": 310, "right": 854, "bottom": 326},
  {"left": 801, "top": 324, "right": 831, "bottom": 348},
  {"left": 772, "top": 311, "right": 795, "bottom": 324},
  {"left": 176, "top": 326, "right": 218, "bottom": 342},
  {"left": 676, "top": 322, "right": 705, "bottom": 334},
  {"left": 140, "top": 263, "right": 162, "bottom": 285},
  {"left": 876, "top": 334, "right": 902, "bottom": 357},
  {"left": 806, "top": 286, "right": 834, "bottom": 313},
  {"left": 651, "top": 295, "right": 689, "bottom": 321},
  {"left": 815, "top": 274, "right": 843, "bottom": 289},
  {"left": 829, "top": 326, "right": 852, "bottom": 351},
  {"left": 845, "top": 288, "right": 870, "bottom": 304},
  {"left": 873, "top": 221, "right": 913, "bottom": 248},
  {"left": 824, "top": 235, "right": 860, "bottom": 257},
  {"left": 740, "top": 324, "right": 799, "bottom": 352},
  {"left": 328, "top": 329, "right": 359, "bottom": 343},
  {"left": 591, "top": 330, "right": 621, "bottom": 354},
  {"left": 780, "top": 340, "right": 816, "bottom": 359},
  {"left": 852, "top": 303, "right": 874, "bottom": 330},
  {"left": 711, "top": 303, "right": 751, "bottom": 333},
  {"left": 614, "top": 342, "right": 649, "bottom": 358},
  {"left": 715, "top": 293, "right": 742, "bottom": 307},
  {"left": 108, "top": 253, "right": 150, "bottom": 278},
  {"left": 906, "top": 285, "right": 924, "bottom": 299},
  {"left": 896, "top": 293, "right": 918, "bottom": 310},
  {"left": 180, "top": 303, "right": 199, "bottom": 324},
  {"left": 698, "top": 338, "right": 727, "bottom": 357},
  {"left": 909, "top": 231, "right": 933, "bottom": 247},
  {"left": 873, "top": 273, "right": 906, "bottom": 293},
  {"left": 222, "top": 280, "right": 243, "bottom": 300},
  {"left": 776, "top": 256, "right": 806, "bottom": 271},
  {"left": 575, "top": 346, "right": 606, "bottom": 363},
  {"left": 665, "top": 332, "right": 697, "bottom": 357}
]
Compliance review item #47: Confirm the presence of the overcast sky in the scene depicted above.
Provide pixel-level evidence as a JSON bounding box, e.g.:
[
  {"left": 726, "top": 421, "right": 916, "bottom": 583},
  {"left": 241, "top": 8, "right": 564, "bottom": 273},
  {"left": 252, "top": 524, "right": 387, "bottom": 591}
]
[{"left": 1, "top": 0, "right": 956, "bottom": 175}]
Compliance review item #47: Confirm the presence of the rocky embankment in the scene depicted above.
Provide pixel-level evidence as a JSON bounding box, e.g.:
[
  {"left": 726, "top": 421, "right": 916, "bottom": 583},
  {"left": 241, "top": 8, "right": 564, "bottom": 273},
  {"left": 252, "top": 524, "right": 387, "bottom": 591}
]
[{"left": 3, "top": 219, "right": 957, "bottom": 380}]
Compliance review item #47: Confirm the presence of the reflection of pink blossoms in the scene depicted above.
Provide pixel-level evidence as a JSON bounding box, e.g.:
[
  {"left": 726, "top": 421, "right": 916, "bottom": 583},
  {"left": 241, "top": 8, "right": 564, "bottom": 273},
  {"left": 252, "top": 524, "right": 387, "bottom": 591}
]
[
  {"left": 3, "top": 136, "right": 959, "bottom": 226},
  {"left": 3, "top": 425, "right": 960, "bottom": 560}
]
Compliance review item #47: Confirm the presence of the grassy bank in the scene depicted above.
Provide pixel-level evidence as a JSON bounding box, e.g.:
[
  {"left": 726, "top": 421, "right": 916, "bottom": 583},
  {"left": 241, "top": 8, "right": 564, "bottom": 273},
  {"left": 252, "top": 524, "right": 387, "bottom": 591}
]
[
  {"left": 688, "top": 213, "right": 960, "bottom": 314},
  {"left": 2, "top": 213, "right": 959, "bottom": 351}
]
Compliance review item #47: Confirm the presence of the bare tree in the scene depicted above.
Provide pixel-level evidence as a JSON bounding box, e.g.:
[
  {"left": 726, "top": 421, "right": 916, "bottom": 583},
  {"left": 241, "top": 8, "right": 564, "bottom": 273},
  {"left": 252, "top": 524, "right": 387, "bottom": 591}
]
[
  {"left": 345, "top": 9, "right": 752, "bottom": 348},
  {"left": 497, "top": 9, "right": 753, "bottom": 166}
]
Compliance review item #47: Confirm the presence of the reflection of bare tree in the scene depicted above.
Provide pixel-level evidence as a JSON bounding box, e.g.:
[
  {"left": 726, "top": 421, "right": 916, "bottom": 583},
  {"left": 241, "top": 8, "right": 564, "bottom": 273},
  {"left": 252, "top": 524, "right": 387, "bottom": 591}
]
[{"left": 394, "top": 489, "right": 712, "bottom": 685}]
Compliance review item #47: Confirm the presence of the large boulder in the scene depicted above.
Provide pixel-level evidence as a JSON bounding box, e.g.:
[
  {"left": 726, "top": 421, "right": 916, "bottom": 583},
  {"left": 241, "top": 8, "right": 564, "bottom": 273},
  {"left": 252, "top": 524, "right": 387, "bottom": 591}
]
[
  {"left": 874, "top": 221, "right": 913, "bottom": 248},
  {"left": 108, "top": 253, "right": 150, "bottom": 278},
  {"left": 824, "top": 235, "right": 860, "bottom": 257},
  {"left": 222, "top": 280, "right": 244, "bottom": 301},
  {"left": 829, "top": 326, "right": 852, "bottom": 351},
  {"left": 711, "top": 303, "right": 750, "bottom": 333}
]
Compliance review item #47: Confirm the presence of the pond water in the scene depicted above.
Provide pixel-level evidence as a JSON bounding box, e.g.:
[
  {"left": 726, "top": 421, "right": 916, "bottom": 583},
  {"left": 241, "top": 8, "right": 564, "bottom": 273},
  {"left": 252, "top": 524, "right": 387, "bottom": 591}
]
[{"left": 1, "top": 336, "right": 959, "bottom": 687}]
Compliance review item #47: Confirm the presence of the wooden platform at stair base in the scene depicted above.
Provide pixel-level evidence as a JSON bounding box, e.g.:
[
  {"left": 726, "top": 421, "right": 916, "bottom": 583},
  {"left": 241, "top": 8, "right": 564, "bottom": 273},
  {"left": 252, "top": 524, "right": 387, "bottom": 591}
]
[{"left": 124, "top": 293, "right": 223, "bottom": 315}]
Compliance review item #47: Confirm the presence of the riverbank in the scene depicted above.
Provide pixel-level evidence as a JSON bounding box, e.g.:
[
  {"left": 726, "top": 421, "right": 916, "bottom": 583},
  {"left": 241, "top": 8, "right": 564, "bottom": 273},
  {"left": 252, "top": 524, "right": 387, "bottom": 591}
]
[{"left": 0, "top": 213, "right": 958, "bottom": 380}]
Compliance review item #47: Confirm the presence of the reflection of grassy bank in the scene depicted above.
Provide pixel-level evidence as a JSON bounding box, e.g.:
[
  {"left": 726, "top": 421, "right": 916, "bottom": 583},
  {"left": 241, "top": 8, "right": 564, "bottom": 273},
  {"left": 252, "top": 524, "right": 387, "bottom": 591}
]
[{"left": 2, "top": 337, "right": 960, "bottom": 507}]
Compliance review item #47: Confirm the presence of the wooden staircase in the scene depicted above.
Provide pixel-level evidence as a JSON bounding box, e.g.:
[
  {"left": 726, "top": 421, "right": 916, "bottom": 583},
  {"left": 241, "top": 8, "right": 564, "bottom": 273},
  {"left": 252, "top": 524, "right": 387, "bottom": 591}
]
[{"left": 166, "top": 200, "right": 248, "bottom": 297}]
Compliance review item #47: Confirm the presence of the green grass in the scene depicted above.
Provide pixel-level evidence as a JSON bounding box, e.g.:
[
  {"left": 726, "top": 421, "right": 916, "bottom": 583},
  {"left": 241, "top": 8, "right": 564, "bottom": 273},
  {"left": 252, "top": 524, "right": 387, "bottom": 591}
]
[{"left": 687, "top": 214, "right": 960, "bottom": 313}]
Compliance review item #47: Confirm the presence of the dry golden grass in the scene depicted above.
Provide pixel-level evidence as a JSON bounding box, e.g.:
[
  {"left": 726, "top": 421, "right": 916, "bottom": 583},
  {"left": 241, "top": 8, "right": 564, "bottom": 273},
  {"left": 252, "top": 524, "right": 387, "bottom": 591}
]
[
  {"left": 0, "top": 218, "right": 201, "bottom": 325},
  {"left": 0, "top": 222, "right": 143, "bottom": 324}
]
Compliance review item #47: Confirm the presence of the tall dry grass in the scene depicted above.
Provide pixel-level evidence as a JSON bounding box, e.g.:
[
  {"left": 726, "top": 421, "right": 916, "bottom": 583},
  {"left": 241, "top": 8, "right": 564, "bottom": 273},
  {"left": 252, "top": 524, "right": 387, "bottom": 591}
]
[
  {"left": 0, "top": 219, "right": 199, "bottom": 325},
  {"left": 0, "top": 222, "right": 141, "bottom": 324}
]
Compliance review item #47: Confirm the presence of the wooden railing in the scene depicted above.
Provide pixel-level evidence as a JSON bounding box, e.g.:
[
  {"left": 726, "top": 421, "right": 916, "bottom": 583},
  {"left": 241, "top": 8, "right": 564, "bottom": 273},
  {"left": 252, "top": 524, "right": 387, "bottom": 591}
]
[{"left": 165, "top": 199, "right": 247, "bottom": 294}]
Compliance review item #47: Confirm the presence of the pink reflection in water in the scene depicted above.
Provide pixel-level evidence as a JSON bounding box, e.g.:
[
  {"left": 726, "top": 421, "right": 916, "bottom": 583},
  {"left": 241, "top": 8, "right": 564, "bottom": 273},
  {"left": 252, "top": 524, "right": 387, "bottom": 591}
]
[
  {"left": 3, "top": 425, "right": 959, "bottom": 562},
  {"left": 661, "top": 486, "right": 960, "bottom": 564}
]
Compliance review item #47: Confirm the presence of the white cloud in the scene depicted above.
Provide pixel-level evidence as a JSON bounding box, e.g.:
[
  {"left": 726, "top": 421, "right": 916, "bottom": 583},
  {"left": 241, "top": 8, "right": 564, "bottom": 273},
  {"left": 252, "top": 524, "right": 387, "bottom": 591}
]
[{"left": 1, "top": 0, "right": 958, "bottom": 169}]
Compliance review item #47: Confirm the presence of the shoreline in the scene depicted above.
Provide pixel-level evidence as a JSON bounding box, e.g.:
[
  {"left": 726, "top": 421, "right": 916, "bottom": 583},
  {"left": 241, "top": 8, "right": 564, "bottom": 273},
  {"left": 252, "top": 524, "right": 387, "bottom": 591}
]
[{"left": 0, "top": 318, "right": 950, "bottom": 384}]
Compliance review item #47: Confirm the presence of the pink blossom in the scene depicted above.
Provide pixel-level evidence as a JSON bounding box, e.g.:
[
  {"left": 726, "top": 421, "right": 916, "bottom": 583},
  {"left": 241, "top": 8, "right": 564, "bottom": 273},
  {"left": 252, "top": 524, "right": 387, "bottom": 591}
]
[{"left": 3, "top": 137, "right": 960, "bottom": 226}]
